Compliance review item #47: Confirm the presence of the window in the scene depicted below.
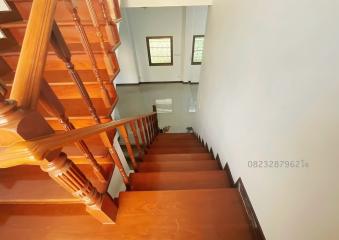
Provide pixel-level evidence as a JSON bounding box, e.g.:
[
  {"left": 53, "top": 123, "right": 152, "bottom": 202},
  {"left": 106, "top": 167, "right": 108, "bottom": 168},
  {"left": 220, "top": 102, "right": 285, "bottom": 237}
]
[
  {"left": 191, "top": 35, "right": 205, "bottom": 65},
  {"left": 146, "top": 36, "right": 173, "bottom": 66}
]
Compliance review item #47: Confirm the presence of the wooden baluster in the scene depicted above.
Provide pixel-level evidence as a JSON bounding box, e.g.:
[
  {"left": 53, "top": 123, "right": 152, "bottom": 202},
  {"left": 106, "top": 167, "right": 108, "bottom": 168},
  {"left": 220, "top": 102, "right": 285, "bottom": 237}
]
[
  {"left": 107, "top": 146, "right": 130, "bottom": 186},
  {"left": 142, "top": 117, "right": 151, "bottom": 146},
  {"left": 98, "top": 0, "right": 120, "bottom": 47},
  {"left": 153, "top": 114, "right": 159, "bottom": 136},
  {"left": 50, "top": 22, "right": 101, "bottom": 124},
  {"left": 63, "top": 1, "right": 112, "bottom": 108},
  {"left": 0, "top": 80, "right": 7, "bottom": 99},
  {"left": 148, "top": 115, "right": 154, "bottom": 142},
  {"left": 39, "top": 80, "right": 107, "bottom": 184},
  {"left": 118, "top": 125, "right": 138, "bottom": 170},
  {"left": 10, "top": 0, "right": 57, "bottom": 109},
  {"left": 50, "top": 23, "right": 129, "bottom": 185},
  {"left": 112, "top": 0, "right": 122, "bottom": 21},
  {"left": 151, "top": 115, "right": 156, "bottom": 137},
  {"left": 129, "top": 120, "right": 143, "bottom": 160},
  {"left": 41, "top": 152, "right": 117, "bottom": 224},
  {"left": 137, "top": 118, "right": 146, "bottom": 148},
  {"left": 98, "top": 132, "right": 130, "bottom": 186},
  {"left": 85, "top": 0, "right": 116, "bottom": 78}
]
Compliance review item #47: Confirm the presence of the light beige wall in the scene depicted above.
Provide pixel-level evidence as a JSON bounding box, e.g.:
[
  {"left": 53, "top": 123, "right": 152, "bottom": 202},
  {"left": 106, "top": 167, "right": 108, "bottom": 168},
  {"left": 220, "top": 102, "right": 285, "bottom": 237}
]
[
  {"left": 196, "top": 0, "right": 339, "bottom": 239},
  {"left": 116, "top": 83, "right": 198, "bottom": 133}
]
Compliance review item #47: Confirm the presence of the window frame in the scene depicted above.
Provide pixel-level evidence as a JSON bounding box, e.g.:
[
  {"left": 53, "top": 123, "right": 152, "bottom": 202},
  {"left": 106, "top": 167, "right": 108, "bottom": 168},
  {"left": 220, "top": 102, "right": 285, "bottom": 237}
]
[
  {"left": 191, "top": 35, "right": 204, "bottom": 65},
  {"left": 146, "top": 36, "right": 173, "bottom": 66}
]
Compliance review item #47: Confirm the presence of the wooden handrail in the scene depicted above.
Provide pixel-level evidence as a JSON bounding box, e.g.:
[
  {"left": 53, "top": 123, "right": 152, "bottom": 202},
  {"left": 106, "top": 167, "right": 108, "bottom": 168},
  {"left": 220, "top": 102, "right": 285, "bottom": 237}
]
[
  {"left": 0, "top": 113, "right": 157, "bottom": 168},
  {"left": 63, "top": 1, "right": 112, "bottom": 108},
  {"left": 9, "top": 0, "right": 57, "bottom": 109}
]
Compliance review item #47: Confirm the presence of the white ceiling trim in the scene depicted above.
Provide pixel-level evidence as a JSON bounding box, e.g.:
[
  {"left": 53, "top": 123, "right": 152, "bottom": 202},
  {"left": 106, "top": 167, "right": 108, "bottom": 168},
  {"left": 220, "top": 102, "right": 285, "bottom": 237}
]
[{"left": 122, "top": 0, "right": 213, "bottom": 8}]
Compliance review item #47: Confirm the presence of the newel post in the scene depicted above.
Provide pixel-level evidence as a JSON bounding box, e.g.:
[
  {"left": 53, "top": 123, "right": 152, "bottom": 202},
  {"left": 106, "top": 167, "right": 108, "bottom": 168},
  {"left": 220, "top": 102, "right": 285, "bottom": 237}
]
[{"left": 41, "top": 152, "right": 117, "bottom": 224}]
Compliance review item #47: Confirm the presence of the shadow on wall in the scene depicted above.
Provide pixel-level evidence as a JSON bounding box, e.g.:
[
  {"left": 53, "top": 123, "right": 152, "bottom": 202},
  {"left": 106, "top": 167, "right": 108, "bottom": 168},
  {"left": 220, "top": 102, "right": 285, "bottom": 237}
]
[{"left": 116, "top": 82, "right": 198, "bottom": 133}]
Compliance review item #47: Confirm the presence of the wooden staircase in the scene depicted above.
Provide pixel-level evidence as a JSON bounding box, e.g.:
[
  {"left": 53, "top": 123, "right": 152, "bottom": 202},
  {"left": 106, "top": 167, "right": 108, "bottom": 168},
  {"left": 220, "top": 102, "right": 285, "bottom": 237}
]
[
  {"left": 0, "top": 1, "right": 262, "bottom": 239},
  {"left": 0, "top": 133, "right": 256, "bottom": 240}
]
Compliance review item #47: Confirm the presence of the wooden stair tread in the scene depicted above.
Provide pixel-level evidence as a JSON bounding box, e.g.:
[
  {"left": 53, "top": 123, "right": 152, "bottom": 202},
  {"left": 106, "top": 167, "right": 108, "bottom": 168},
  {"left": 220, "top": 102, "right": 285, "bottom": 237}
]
[
  {"left": 130, "top": 171, "right": 231, "bottom": 190},
  {"left": 38, "top": 98, "right": 109, "bottom": 117},
  {"left": 150, "top": 142, "right": 203, "bottom": 147},
  {"left": 147, "top": 147, "right": 209, "bottom": 154},
  {"left": 0, "top": 69, "right": 111, "bottom": 84},
  {"left": 0, "top": 189, "right": 254, "bottom": 240},
  {"left": 144, "top": 153, "right": 213, "bottom": 161},
  {"left": 0, "top": 164, "right": 113, "bottom": 203},
  {"left": 138, "top": 160, "right": 220, "bottom": 172}
]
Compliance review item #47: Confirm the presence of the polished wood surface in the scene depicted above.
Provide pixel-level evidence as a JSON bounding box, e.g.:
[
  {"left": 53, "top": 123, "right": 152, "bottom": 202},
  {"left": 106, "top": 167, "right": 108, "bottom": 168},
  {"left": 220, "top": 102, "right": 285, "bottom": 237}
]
[
  {"left": 9, "top": 0, "right": 57, "bottom": 109},
  {"left": 0, "top": 189, "right": 254, "bottom": 240},
  {"left": 144, "top": 152, "right": 213, "bottom": 161},
  {"left": 130, "top": 171, "right": 231, "bottom": 191},
  {"left": 138, "top": 160, "right": 220, "bottom": 172}
]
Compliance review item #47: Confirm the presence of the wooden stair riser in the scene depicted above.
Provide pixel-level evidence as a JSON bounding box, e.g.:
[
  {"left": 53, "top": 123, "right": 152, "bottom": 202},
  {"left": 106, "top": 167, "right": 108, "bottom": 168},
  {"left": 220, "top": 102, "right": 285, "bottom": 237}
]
[
  {"left": 138, "top": 160, "right": 220, "bottom": 172},
  {"left": 130, "top": 171, "right": 231, "bottom": 191}
]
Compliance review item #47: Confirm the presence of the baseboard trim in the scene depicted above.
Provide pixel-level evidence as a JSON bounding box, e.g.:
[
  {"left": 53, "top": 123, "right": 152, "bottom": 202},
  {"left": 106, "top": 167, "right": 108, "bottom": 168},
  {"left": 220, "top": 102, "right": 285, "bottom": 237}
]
[
  {"left": 116, "top": 81, "right": 199, "bottom": 86},
  {"left": 196, "top": 134, "right": 266, "bottom": 240},
  {"left": 236, "top": 178, "right": 266, "bottom": 240},
  {"left": 223, "top": 162, "right": 235, "bottom": 187}
]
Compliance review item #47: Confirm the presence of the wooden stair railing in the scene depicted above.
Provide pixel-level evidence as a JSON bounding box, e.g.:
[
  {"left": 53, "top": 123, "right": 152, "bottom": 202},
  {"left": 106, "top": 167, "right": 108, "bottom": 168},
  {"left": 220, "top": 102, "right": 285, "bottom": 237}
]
[
  {"left": 9, "top": 0, "right": 57, "bottom": 110},
  {"left": 85, "top": 0, "right": 118, "bottom": 79},
  {"left": 63, "top": 0, "right": 112, "bottom": 108},
  {"left": 0, "top": 0, "right": 145, "bottom": 224},
  {"left": 39, "top": 80, "right": 107, "bottom": 185},
  {"left": 49, "top": 21, "right": 130, "bottom": 186},
  {"left": 0, "top": 113, "right": 158, "bottom": 166}
]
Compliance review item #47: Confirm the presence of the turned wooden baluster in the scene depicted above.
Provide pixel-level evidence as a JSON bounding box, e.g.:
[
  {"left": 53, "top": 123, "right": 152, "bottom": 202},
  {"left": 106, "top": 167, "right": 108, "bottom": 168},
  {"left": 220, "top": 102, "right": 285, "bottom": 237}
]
[
  {"left": 129, "top": 120, "right": 143, "bottom": 160},
  {"left": 39, "top": 80, "right": 107, "bottom": 184},
  {"left": 41, "top": 152, "right": 117, "bottom": 224},
  {"left": 50, "top": 22, "right": 129, "bottom": 185},
  {"left": 0, "top": 80, "right": 7, "bottom": 99},
  {"left": 111, "top": 0, "right": 122, "bottom": 21},
  {"left": 147, "top": 115, "right": 155, "bottom": 142},
  {"left": 99, "top": 131, "right": 130, "bottom": 186},
  {"left": 118, "top": 125, "right": 138, "bottom": 170},
  {"left": 10, "top": 0, "right": 57, "bottom": 109},
  {"left": 98, "top": 0, "right": 120, "bottom": 47},
  {"left": 85, "top": 0, "right": 116, "bottom": 78},
  {"left": 63, "top": 1, "right": 112, "bottom": 108},
  {"left": 50, "top": 22, "right": 101, "bottom": 124},
  {"left": 142, "top": 117, "right": 151, "bottom": 146},
  {"left": 137, "top": 118, "right": 146, "bottom": 148},
  {"left": 153, "top": 114, "right": 159, "bottom": 135}
]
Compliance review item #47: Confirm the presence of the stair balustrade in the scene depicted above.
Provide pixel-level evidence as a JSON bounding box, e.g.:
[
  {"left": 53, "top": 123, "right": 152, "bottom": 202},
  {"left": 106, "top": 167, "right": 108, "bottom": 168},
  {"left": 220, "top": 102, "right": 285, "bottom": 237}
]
[{"left": 0, "top": 0, "right": 159, "bottom": 224}]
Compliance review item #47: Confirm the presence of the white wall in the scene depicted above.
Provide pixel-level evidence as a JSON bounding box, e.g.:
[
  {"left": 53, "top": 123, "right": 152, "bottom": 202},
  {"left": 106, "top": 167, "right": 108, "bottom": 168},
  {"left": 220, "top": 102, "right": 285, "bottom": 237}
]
[
  {"left": 122, "top": 0, "right": 212, "bottom": 8},
  {"left": 117, "top": 6, "right": 208, "bottom": 84},
  {"left": 115, "top": 8, "right": 140, "bottom": 84},
  {"left": 182, "top": 6, "right": 208, "bottom": 83},
  {"left": 196, "top": 1, "right": 339, "bottom": 239}
]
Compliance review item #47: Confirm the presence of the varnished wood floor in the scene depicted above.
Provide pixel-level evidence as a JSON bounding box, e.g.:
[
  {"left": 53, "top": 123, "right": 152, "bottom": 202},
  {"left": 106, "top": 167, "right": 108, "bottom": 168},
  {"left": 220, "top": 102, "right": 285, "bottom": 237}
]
[{"left": 0, "top": 133, "right": 255, "bottom": 240}]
